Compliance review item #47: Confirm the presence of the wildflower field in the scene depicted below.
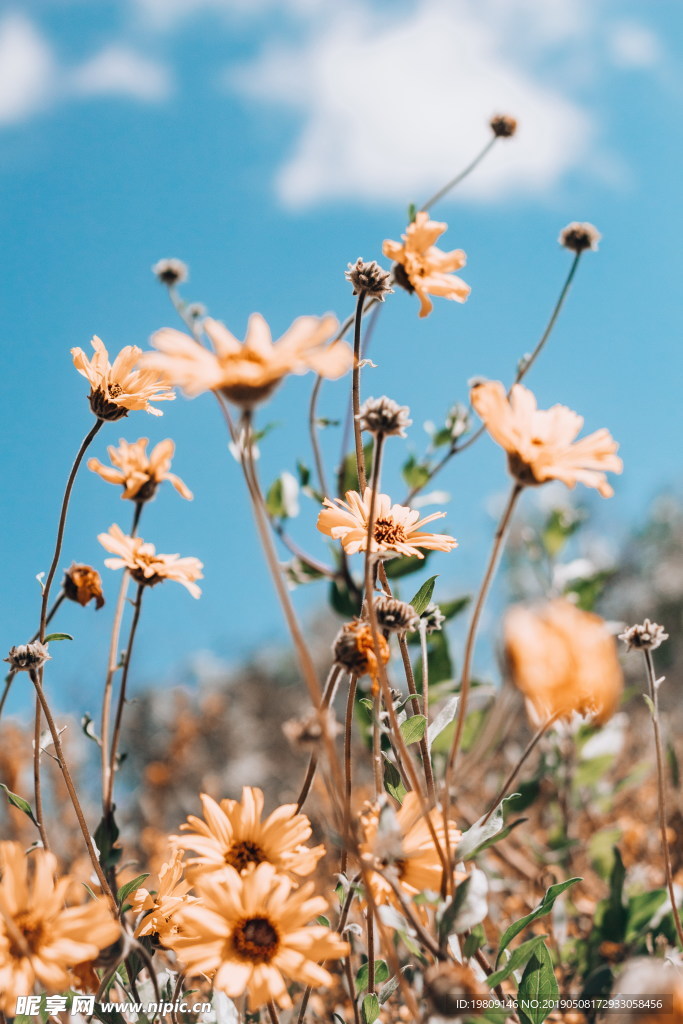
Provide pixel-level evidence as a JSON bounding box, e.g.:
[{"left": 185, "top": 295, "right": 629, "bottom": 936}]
[{"left": 2, "top": 45, "right": 683, "bottom": 1024}]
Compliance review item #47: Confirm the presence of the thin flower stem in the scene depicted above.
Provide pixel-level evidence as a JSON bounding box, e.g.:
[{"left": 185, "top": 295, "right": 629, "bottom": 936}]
[
  {"left": 266, "top": 1001, "right": 280, "bottom": 1024},
  {"left": 344, "top": 958, "right": 362, "bottom": 1024},
  {"left": 104, "top": 583, "right": 145, "bottom": 815},
  {"left": 308, "top": 375, "right": 330, "bottom": 498},
  {"left": 271, "top": 519, "right": 334, "bottom": 578},
  {"left": 39, "top": 419, "right": 103, "bottom": 641},
  {"left": 341, "top": 674, "right": 358, "bottom": 877},
  {"left": 295, "top": 665, "right": 343, "bottom": 812},
  {"left": 33, "top": 693, "right": 49, "bottom": 850},
  {"left": 372, "top": 687, "right": 383, "bottom": 801},
  {"left": 442, "top": 482, "right": 522, "bottom": 890},
  {"left": 381, "top": 870, "right": 442, "bottom": 959},
  {"left": 352, "top": 291, "right": 368, "bottom": 492},
  {"left": 420, "top": 136, "right": 498, "bottom": 211},
  {"left": 101, "top": 502, "right": 143, "bottom": 813},
  {"left": 644, "top": 648, "right": 683, "bottom": 949},
  {"left": 367, "top": 909, "right": 376, "bottom": 994},
  {"left": 29, "top": 669, "right": 116, "bottom": 908},
  {"left": 0, "top": 593, "right": 65, "bottom": 725},
  {"left": 398, "top": 632, "right": 435, "bottom": 802},
  {"left": 481, "top": 712, "right": 561, "bottom": 826}
]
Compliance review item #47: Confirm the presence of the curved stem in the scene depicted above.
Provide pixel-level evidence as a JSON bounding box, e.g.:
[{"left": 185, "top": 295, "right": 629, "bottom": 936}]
[
  {"left": 104, "top": 583, "right": 145, "bottom": 815},
  {"left": 308, "top": 375, "right": 330, "bottom": 498},
  {"left": 481, "top": 712, "right": 561, "bottom": 826},
  {"left": 295, "top": 665, "right": 343, "bottom": 812},
  {"left": 420, "top": 136, "right": 498, "bottom": 211},
  {"left": 39, "top": 419, "right": 103, "bottom": 641},
  {"left": 398, "top": 633, "right": 435, "bottom": 802},
  {"left": 352, "top": 291, "right": 368, "bottom": 492}
]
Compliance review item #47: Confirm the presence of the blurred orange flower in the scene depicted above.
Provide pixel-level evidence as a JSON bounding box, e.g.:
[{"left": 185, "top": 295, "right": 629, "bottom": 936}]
[
  {"left": 131, "top": 850, "right": 195, "bottom": 944},
  {"left": 71, "top": 336, "right": 174, "bottom": 420},
  {"left": 504, "top": 599, "right": 623, "bottom": 725},
  {"left": 318, "top": 488, "right": 457, "bottom": 558},
  {"left": 146, "top": 313, "right": 352, "bottom": 409},
  {"left": 471, "top": 380, "right": 622, "bottom": 497},
  {"left": 88, "top": 438, "right": 193, "bottom": 502},
  {"left": 383, "top": 211, "right": 470, "bottom": 318},
  {"left": 98, "top": 524, "right": 203, "bottom": 598},
  {"left": 168, "top": 862, "right": 348, "bottom": 1010}
]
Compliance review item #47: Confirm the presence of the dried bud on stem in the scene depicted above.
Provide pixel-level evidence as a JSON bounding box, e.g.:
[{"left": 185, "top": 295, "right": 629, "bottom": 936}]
[
  {"left": 345, "top": 258, "right": 393, "bottom": 301},
  {"left": 358, "top": 396, "right": 412, "bottom": 438}
]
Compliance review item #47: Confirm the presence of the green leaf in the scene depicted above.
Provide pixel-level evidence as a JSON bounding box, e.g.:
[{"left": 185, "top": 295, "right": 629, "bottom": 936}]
[
  {"left": 355, "top": 960, "right": 389, "bottom": 993},
  {"left": 43, "top": 632, "right": 73, "bottom": 642},
  {"left": 317, "top": 915, "right": 331, "bottom": 928},
  {"left": 497, "top": 878, "right": 582, "bottom": 959},
  {"left": 0, "top": 784, "right": 39, "bottom": 827},
  {"left": 599, "top": 847, "right": 627, "bottom": 942},
  {"left": 117, "top": 873, "right": 149, "bottom": 906},
  {"left": 384, "top": 552, "right": 431, "bottom": 579},
  {"left": 463, "top": 923, "right": 486, "bottom": 958},
  {"left": 455, "top": 793, "right": 520, "bottom": 861},
  {"left": 625, "top": 889, "right": 667, "bottom": 941},
  {"left": 517, "top": 941, "right": 558, "bottom": 1024},
  {"left": 383, "top": 757, "right": 406, "bottom": 803},
  {"left": 94, "top": 810, "right": 122, "bottom": 872},
  {"left": 329, "top": 577, "right": 362, "bottom": 618},
  {"left": 438, "top": 877, "right": 471, "bottom": 946},
  {"left": 265, "top": 477, "right": 287, "bottom": 518},
  {"left": 399, "top": 715, "right": 427, "bottom": 745},
  {"left": 440, "top": 595, "right": 471, "bottom": 620},
  {"left": 486, "top": 935, "right": 549, "bottom": 988},
  {"left": 407, "top": 202, "right": 417, "bottom": 223},
  {"left": 362, "top": 994, "right": 380, "bottom": 1024},
  {"left": 413, "top": 629, "right": 452, "bottom": 689},
  {"left": 409, "top": 575, "right": 438, "bottom": 616},
  {"left": 401, "top": 454, "right": 431, "bottom": 491}
]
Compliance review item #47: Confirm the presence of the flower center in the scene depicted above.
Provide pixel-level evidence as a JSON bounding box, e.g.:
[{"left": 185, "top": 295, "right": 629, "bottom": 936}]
[
  {"left": 108, "top": 382, "right": 124, "bottom": 398},
  {"left": 232, "top": 916, "right": 279, "bottom": 963},
  {"left": 373, "top": 517, "right": 407, "bottom": 546},
  {"left": 225, "top": 840, "right": 265, "bottom": 872},
  {"left": 9, "top": 911, "right": 44, "bottom": 958}
]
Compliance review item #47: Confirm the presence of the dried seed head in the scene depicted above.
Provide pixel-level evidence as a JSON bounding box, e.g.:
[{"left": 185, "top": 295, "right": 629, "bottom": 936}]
[
  {"left": 282, "top": 708, "right": 341, "bottom": 751},
  {"left": 421, "top": 602, "right": 446, "bottom": 634},
  {"left": 619, "top": 618, "right": 669, "bottom": 652},
  {"left": 89, "top": 388, "right": 129, "bottom": 422},
  {"left": 446, "top": 402, "right": 471, "bottom": 441},
  {"left": 559, "top": 222, "right": 601, "bottom": 253},
  {"left": 373, "top": 595, "right": 419, "bottom": 633},
  {"left": 185, "top": 302, "right": 206, "bottom": 320},
  {"left": 424, "top": 961, "right": 487, "bottom": 1017},
  {"left": 345, "top": 258, "right": 393, "bottom": 300},
  {"left": 152, "top": 258, "right": 188, "bottom": 286},
  {"left": 63, "top": 564, "right": 105, "bottom": 609},
  {"left": 358, "top": 396, "right": 412, "bottom": 438},
  {"left": 333, "top": 619, "right": 390, "bottom": 680},
  {"left": 490, "top": 113, "right": 517, "bottom": 138},
  {"left": 5, "top": 642, "right": 51, "bottom": 672}
]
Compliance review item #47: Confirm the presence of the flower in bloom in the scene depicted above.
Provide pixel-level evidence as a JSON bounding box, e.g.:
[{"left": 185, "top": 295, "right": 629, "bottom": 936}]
[
  {"left": 359, "top": 793, "right": 461, "bottom": 905},
  {"left": 71, "top": 336, "right": 174, "bottom": 420},
  {"left": 173, "top": 787, "right": 324, "bottom": 880},
  {"left": 146, "top": 313, "right": 352, "bottom": 409},
  {"left": 88, "top": 438, "right": 193, "bottom": 503},
  {"left": 318, "top": 488, "right": 457, "bottom": 558},
  {"left": 0, "top": 842, "right": 120, "bottom": 1013},
  {"left": 63, "top": 563, "right": 105, "bottom": 609},
  {"left": 382, "top": 212, "right": 470, "bottom": 318},
  {"left": 471, "top": 381, "right": 622, "bottom": 497},
  {"left": 131, "top": 850, "right": 195, "bottom": 945},
  {"left": 168, "top": 862, "right": 348, "bottom": 1011},
  {"left": 98, "top": 524, "right": 203, "bottom": 598},
  {"left": 504, "top": 599, "right": 623, "bottom": 725}
]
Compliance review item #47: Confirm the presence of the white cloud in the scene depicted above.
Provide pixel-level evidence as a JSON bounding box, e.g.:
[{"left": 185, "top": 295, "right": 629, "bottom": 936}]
[
  {"left": 70, "top": 46, "right": 172, "bottom": 101},
  {"left": 608, "top": 21, "right": 661, "bottom": 69},
  {"left": 0, "top": 13, "right": 55, "bottom": 124},
  {"left": 130, "top": 0, "right": 320, "bottom": 30},
  {"left": 231, "top": 0, "right": 598, "bottom": 208}
]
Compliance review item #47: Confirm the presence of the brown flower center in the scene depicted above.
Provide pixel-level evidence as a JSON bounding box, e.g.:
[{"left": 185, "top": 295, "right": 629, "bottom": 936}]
[
  {"left": 108, "top": 382, "right": 124, "bottom": 398},
  {"left": 232, "top": 915, "right": 279, "bottom": 963},
  {"left": 9, "top": 911, "right": 45, "bottom": 958},
  {"left": 373, "top": 517, "right": 407, "bottom": 546},
  {"left": 225, "top": 840, "right": 265, "bottom": 872}
]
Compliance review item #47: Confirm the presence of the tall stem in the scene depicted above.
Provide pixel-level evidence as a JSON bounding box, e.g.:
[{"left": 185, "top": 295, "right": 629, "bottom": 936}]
[
  {"left": 341, "top": 675, "right": 358, "bottom": 877},
  {"left": 398, "top": 633, "right": 435, "bottom": 802},
  {"left": 644, "top": 649, "right": 683, "bottom": 948},
  {"left": 352, "top": 291, "right": 368, "bottom": 492},
  {"left": 0, "top": 594, "right": 65, "bottom": 727},
  {"left": 33, "top": 694, "right": 49, "bottom": 850},
  {"left": 420, "top": 136, "right": 497, "bottom": 210},
  {"left": 104, "top": 583, "right": 145, "bottom": 815},
  {"left": 39, "top": 419, "right": 103, "bottom": 641},
  {"left": 295, "top": 665, "right": 342, "bottom": 812},
  {"left": 481, "top": 712, "right": 560, "bottom": 826}
]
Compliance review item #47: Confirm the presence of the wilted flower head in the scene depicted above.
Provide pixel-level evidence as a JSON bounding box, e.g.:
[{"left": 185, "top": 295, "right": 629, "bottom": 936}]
[
  {"left": 504, "top": 599, "right": 623, "bottom": 725},
  {"left": 421, "top": 602, "right": 446, "bottom": 634},
  {"left": 559, "top": 222, "right": 601, "bottom": 253},
  {"left": 72, "top": 336, "right": 175, "bottom": 420},
  {"left": 490, "top": 113, "right": 517, "bottom": 138},
  {"left": 146, "top": 313, "right": 352, "bottom": 410},
  {"left": 4, "top": 641, "right": 50, "bottom": 673},
  {"left": 359, "top": 395, "right": 411, "bottom": 437},
  {"left": 373, "top": 595, "right": 419, "bottom": 633},
  {"left": 333, "top": 619, "right": 390, "bottom": 683},
  {"left": 345, "top": 258, "right": 393, "bottom": 300},
  {"left": 318, "top": 488, "right": 457, "bottom": 558},
  {"left": 88, "top": 438, "right": 193, "bottom": 503},
  {"left": 98, "top": 524, "right": 203, "bottom": 598},
  {"left": 167, "top": 862, "right": 348, "bottom": 1011},
  {"left": 471, "top": 380, "right": 622, "bottom": 497},
  {"left": 619, "top": 619, "right": 669, "bottom": 652},
  {"left": 0, "top": 842, "right": 120, "bottom": 1014},
  {"left": 173, "top": 787, "right": 324, "bottom": 879},
  {"left": 282, "top": 707, "right": 341, "bottom": 751},
  {"left": 63, "top": 564, "right": 105, "bottom": 609},
  {"left": 383, "top": 212, "right": 470, "bottom": 318},
  {"left": 152, "top": 258, "right": 188, "bottom": 286}
]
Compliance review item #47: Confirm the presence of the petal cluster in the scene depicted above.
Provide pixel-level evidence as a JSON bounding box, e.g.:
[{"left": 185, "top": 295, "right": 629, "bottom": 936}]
[
  {"left": 98, "top": 524, "right": 204, "bottom": 598},
  {"left": 88, "top": 438, "right": 193, "bottom": 502},
  {"left": 383, "top": 212, "right": 470, "bottom": 318},
  {"left": 72, "top": 336, "right": 174, "bottom": 419}
]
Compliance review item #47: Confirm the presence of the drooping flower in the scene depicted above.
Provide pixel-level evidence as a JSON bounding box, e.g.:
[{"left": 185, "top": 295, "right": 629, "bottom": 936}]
[
  {"left": 98, "top": 524, "right": 203, "bottom": 598},
  {"left": 145, "top": 313, "right": 352, "bottom": 409},
  {"left": 471, "top": 381, "right": 622, "bottom": 497},
  {"left": 359, "top": 793, "right": 461, "bottom": 905},
  {"left": 504, "top": 599, "right": 623, "bottom": 725},
  {"left": 71, "top": 336, "right": 174, "bottom": 420},
  {"left": 0, "top": 842, "right": 120, "bottom": 1014},
  {"left": 333, "top": 618, "right": 390, "bottom": 684},
  {"left": 63, "top": 564, "right": 105, "bottom": 609},
  {"left": 318, "top": 488, "right": 457, "bottom": 558},
  {"left": 88, "top": 438, "right": 193, "bottom": 503},
  {"left": 173, "top": 787, "right": 324, "bottom": 880},
  {"left": 382, "top": 212, "right": 470, "bottom": 318},
  {"left": 131, "top": 850, "right": 195, "bottom": 945},
  {"left": 168, "top": 862, "right": 348, "bottom": 1011}
]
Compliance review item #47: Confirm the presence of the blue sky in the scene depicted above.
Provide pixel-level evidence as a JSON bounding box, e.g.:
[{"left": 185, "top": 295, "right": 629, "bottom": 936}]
[{"left": 1, "top": 0, "right": 681, "bottom": 715}]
